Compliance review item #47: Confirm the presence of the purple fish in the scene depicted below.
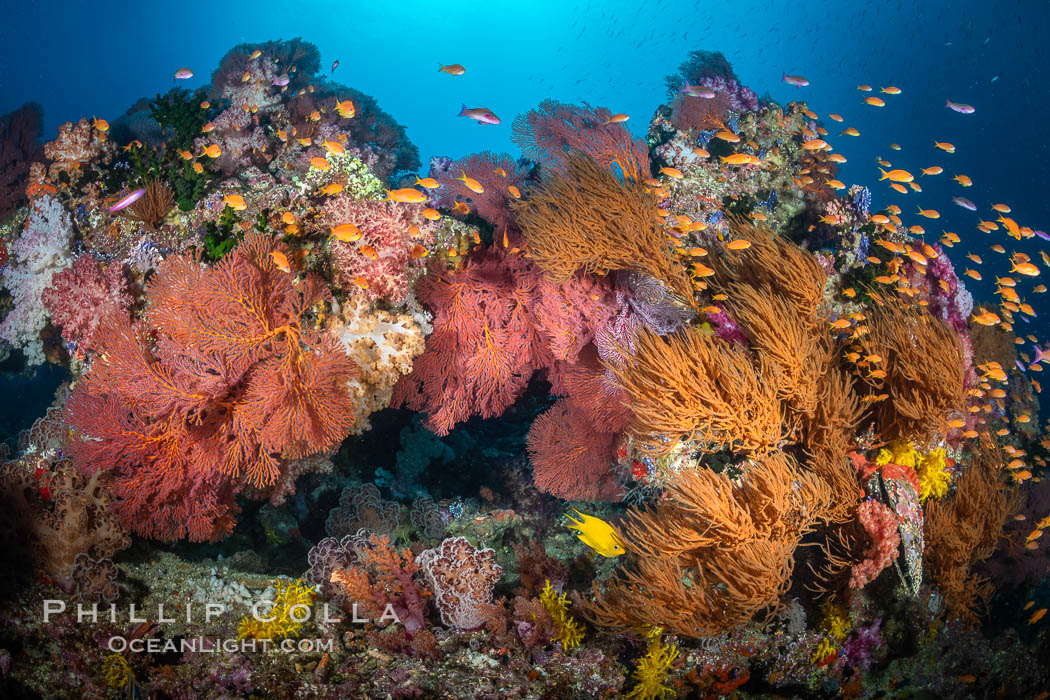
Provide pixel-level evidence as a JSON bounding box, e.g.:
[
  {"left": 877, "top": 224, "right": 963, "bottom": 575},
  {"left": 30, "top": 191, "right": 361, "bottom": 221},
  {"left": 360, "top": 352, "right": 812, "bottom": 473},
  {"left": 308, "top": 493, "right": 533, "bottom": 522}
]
[
  {"left": 680, "top": 80, "right": 716, "bottom": 98},
  {"left": 1035, "top": 229, "right": 1050, "bottom": 241},
  {"left": 174, "top": 67, "right": 193, "bottom": 80},
  {"left": 1033, "top": 345, "right": 1047, "bottom": 364},
  {"left": 952, "top": 196, "right": 977, "bottom": 211},
  {"left": 457, "top": 104, "right": 500, "bottom": 125},
  {"left": 331, "top": 60, "right": 339, "bottom": 73},
  {"left": 946, "top": 99, "right": 975, "bottom": 114},
  {"left": 1017, "top": 360, "right": 1027, "bottom": 371},
  {"left": 272, "top": 73, "right": 290, "bottom": 87},
  {"left": 109, "top": 188, "right": 146, "bottom": 212},
  {"left": 782, "top": 72, "right": 810, "bottom": 87}
]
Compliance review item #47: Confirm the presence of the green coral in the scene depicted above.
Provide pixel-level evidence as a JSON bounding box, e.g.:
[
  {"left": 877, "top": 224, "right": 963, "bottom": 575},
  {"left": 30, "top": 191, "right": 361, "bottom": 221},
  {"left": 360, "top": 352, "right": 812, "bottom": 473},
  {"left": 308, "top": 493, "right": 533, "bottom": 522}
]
[
  {"left": 201, "top": 205, "right": 242, "bottom": 261},
  {"left": 150, "top": 87, "right": 213, "bottom": 151},
  {"left": 539, "top": 579, "right": 584, "bottom": 650},
  {"left": 117, "top": 89, "right": 217, "bottom": 211},
  {"left": 237, "top": 578, "right": 315, "bottom": 642},
  {"left": 300, "top": 152, "right": 385, "bottom": 200},
  {"left": 626, "top": 626, "right": 679, "bottom": 700}
]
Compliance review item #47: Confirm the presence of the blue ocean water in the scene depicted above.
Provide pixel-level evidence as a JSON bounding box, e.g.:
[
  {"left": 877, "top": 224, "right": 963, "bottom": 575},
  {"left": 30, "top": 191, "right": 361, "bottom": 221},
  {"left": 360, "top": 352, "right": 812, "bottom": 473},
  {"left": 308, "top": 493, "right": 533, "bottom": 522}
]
[{"left": 0, "top": 0, "right": 1047, "bottom": 417}]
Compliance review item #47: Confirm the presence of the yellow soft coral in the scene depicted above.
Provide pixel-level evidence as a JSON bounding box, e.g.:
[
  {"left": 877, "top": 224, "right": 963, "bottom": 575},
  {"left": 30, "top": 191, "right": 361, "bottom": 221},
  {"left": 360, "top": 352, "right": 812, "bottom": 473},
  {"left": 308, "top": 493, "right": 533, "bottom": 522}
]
[
  {"left": 875, "top": 439, "right": 917, "bottom": 469},
  {"left": 539, "top": 579, "right": 584, "bottom": 650},
  {"left": 915, "top": 447, "right": 951, "bottom": 502},
  {"left": 101, "top": 653, "right": 133, "bottom": 689},
  {"left": 811, "top": 636, "right": 838, "bottom": 665},
  {"left": 876, "top": 441, "right": 950, "bottom": 502},
  {"left": 818, "top": 600, "right": 851, "bottom": 642},
  {"left": 238, "top": 578, "right": 315, "bottom": 641},
  {"left": 626, "top": 626, "right": 679, "bottom": 700}
]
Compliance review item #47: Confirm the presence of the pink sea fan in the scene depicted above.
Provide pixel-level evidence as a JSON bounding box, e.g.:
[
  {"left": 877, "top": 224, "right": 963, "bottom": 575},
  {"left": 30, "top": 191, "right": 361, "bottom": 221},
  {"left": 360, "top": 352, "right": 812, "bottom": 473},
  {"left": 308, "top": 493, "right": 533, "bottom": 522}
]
[
  {"left": 428, "top": 152, "right": 528, "bottom": 235},
  {"left": 526, "top": 398, "right": 623, "bottom": 501},
  {"left": 320, "top": 195, "right": 437, "bottom": 304},
  {"left": 512, "top": 100, "right": 650, "bottom": 181},
  {"left": 41, "top": 255, "right": 132, "bottom": 358},
  {"left": 530, "top": 270, "right": 618, "bottom": 362}
]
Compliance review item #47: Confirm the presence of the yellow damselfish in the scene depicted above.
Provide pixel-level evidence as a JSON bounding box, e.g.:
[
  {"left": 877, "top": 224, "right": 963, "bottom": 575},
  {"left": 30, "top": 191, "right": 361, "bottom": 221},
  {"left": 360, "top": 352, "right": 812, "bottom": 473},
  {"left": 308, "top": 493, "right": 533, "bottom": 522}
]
[{"left": 566, "top": 509, "right": 625, "bottom": 557}]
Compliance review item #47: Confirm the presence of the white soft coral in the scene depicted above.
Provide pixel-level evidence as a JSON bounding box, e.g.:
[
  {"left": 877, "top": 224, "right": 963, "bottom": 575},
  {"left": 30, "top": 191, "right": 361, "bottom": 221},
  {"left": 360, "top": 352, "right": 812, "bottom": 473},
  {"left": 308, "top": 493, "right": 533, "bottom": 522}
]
[{"left": 0, "top": 195, "right": 74, "bottom": 365}]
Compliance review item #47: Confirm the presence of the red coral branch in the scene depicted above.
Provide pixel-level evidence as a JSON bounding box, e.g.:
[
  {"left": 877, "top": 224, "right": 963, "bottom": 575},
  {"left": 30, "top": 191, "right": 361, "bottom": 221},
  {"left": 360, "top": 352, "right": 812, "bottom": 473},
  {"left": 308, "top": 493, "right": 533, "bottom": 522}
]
[
  {"left": 65, "top": 232, "right": 358, "bottom": 541},
  {"left": 512, "top": 100, "right": 650, "bottom": 182}
]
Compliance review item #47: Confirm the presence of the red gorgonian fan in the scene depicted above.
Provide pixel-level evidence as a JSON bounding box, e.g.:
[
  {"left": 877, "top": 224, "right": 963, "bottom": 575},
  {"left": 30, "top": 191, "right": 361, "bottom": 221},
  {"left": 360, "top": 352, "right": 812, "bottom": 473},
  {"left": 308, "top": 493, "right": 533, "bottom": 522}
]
[
  {"left": 511, "top": 99, "right": 650, "bottom": 182},
  {"left": 65, "top": 231, "right": 358, "bottom": 541}
]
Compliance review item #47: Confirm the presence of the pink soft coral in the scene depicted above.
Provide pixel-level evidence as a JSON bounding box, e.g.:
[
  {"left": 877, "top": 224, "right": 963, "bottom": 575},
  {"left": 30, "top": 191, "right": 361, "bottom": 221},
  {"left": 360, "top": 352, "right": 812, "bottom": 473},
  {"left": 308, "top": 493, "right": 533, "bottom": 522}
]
[
  {"left": 849, "top": 500, "right": 901, "bottom": 588},
  {"left": 418, "top": 536, "right": 503, "bottom": 631},
  {"left": 321, "top": 195, "right": 436, "bottom": 304},
  {"left": 41, "top": 255, "right": 132, "bottom": 358}
]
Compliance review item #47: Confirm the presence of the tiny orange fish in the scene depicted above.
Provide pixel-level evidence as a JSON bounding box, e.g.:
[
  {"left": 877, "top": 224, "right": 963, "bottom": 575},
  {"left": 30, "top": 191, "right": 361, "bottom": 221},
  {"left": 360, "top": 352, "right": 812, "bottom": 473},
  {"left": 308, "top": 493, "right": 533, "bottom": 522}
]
[{"left": 270, "top": 251, "right": 291, "bottom": 273}]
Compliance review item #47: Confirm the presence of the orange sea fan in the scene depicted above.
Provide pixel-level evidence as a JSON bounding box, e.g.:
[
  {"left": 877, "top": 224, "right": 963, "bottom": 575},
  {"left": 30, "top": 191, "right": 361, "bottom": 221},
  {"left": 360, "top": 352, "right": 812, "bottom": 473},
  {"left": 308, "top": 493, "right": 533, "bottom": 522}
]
[
  {"left": 512, "top": 152, "right": 697, "bottom": 312},
  {"left": 608, "top": 326, "right": 785, "bottom": 457}
]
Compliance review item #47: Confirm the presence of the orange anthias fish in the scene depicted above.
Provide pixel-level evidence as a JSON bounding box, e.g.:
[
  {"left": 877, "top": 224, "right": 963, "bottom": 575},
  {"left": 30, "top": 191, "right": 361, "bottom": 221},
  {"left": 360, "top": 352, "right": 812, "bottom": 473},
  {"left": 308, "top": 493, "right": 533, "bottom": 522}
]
[
  {"left": 385, "top": 188, "right": 427, "bottom": 204},
  {"left": 457, "top": 171, "right": 485, "bottom": 194},
  {"left": 865, "top": 96, "right": 886, "bottom": 107},
  {"left": 329, "top": 223, "right": 362, "bottom": 242},
  {"left": 438, "top": 63, "right": 466, "bottom": 75},
  {"left": 840, "top": 127, "right": 860, "bottom": 136},
  {"left": 954, "top": 174, "right": 973, "bottom": 186},
  {"left": 721, "top": 153, "right": 759, "bottom": 166},
  {"left": 270, "top": 251, "right": 291, "bottom": 273},
  {"left": 415, "top": 177, "right": 440, "bottom": 189},
  {"left": 934, "top": 141, "right": 955, "bottom": 153},
  {"left": 604, "top": 113, "right": 629, "bottom": 124},
  {"left": 334, "top": 100, "right": 356, "bottom": 118},
  {"left": 879, "top": 168, "right": 914, "bottom": 183}
]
